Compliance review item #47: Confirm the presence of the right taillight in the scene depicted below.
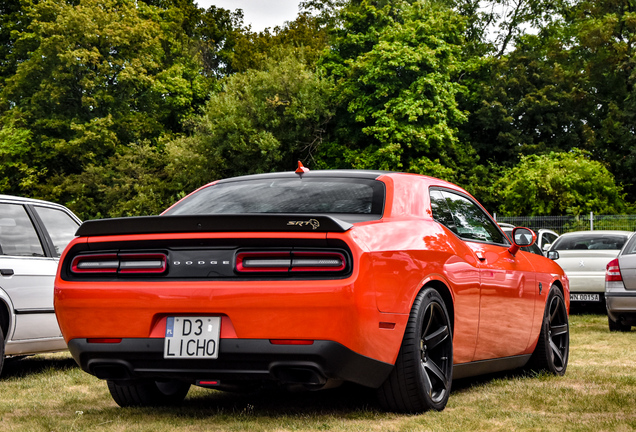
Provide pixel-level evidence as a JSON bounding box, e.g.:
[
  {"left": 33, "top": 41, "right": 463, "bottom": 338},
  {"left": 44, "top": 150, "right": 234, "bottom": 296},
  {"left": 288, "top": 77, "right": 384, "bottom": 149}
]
[
  {"left": 235, "top": 251, "right": 347, "bottom": 274},
  {"left": 606, "top": 259, "right": 623, "bottom": 282}
]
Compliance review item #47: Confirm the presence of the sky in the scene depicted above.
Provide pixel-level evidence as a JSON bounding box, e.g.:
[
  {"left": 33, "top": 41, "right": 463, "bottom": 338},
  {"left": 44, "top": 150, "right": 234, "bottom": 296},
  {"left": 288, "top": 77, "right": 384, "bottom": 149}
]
[{"left": 195, "top": 0, "right": 304, "bottom": 32}]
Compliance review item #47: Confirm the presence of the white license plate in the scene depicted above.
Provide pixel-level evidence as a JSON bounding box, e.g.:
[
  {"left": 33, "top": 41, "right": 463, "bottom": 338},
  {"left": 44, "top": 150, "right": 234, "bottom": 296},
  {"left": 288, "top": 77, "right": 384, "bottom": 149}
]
[
  {"left": 570, "top": 293, "right": 600, "bottom": 302},
  {"left": 163, "top": 316, "right": 221, "bottom": 359}
]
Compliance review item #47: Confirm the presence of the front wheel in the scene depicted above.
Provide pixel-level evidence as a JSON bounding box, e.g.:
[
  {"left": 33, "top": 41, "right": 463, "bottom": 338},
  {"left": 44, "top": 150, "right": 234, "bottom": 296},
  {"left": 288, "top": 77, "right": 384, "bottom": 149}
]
[
  {"left": 107, "top": 379, "right": 191, "bottom": 407},
  {"left": 377, "top": 287, "right": 453, "bottom": 413},
  {"left": 529, "top": 285, "right": 569, "bottom": 375}
]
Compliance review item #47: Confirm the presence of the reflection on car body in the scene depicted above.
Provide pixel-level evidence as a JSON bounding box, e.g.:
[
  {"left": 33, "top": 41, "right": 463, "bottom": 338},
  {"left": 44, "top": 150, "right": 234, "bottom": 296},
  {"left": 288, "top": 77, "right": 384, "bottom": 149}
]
[{"left": 54, "top": 169, "right": 570, "bottom": 413}]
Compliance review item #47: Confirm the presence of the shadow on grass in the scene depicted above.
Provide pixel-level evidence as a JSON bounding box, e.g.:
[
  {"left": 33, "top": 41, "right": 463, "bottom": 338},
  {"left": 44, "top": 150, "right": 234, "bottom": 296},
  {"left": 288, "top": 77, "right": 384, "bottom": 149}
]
[
  {"left": 1, "top": 353, "right": 78, "bottom": 380},
  {"left": 104, "top": 371, "right": 539, "bottom": 418},
  {"left": 180, "top": 382, "right": 383, "bottom": 416}
]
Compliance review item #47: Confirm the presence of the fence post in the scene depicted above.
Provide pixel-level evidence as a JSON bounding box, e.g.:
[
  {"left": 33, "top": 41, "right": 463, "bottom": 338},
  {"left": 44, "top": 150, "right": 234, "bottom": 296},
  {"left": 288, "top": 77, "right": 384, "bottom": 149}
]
[
  {"left": 493, "top": 212, "right": 497, "bottom": 222},
  {"left": 590, "top": 211, "right": 594, "bottom": 231}
]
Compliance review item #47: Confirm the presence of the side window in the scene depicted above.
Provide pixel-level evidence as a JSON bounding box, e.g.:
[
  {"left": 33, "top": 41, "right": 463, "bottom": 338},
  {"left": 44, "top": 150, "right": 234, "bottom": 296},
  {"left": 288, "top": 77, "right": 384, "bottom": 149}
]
[
  {"left": 430, "top": 190, "right": 457, "bottom": 234},
  {"left": 0, "top": 203, "right": 45, "bottom": 257},
  {"left": 439, "top": 191, "right": 506, "bottom": 244},
  {"left": 33, "top": 206, "right": 79, "bottom": 257},
  {"left": 545, "top": 233, "right": 558, "bottom": 245}
]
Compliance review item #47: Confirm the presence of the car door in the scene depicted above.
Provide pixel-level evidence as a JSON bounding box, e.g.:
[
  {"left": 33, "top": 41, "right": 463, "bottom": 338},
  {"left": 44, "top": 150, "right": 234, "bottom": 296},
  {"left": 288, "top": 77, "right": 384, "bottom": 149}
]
[
  {"left": 0, "top": 202, "right": 79, "bottom": 341},
  {"left": 433, "top": 189, "right": 537, "bottom": 360}
]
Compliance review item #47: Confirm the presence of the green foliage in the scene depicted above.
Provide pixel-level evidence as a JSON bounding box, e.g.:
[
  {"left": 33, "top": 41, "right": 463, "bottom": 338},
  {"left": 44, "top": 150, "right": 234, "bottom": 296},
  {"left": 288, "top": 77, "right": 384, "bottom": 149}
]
[
  {"left": 0, "top": 0, "right": 636, "bottom": 218},
  {"left": 318, "top": 0, "right": 474, "bottom": 179},
  {"left": 494, "top": 149, "right": 627, "bottom": 216},
  {"left": 165, "top": 50, "right": 335, "bottom": 193}
]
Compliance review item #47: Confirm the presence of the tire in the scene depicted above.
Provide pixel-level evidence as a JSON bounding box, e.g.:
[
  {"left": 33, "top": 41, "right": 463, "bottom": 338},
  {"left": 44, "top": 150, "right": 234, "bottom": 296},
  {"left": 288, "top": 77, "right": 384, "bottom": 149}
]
[
  {"left": 608, "top": 316, "right": 631, "bottom": 332},
  {"left": 529, "top": 285, "right": 569, "bottom": 375},
  {"left": 377, "top": 287, "right": 453, "bottom": 413},
  {"left": 107, "top": 379, "right": 191, "bottom": 407}
]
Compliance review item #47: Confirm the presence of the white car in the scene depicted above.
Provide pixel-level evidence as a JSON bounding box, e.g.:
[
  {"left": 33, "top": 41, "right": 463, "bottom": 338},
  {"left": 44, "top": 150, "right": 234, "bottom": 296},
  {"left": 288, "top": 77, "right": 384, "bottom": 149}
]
[
  {"left": 549, "top": 230, "right": 633, "bottom": 305},
  {"left": 0, "top": 195, "right": 81, "bottom": 375}
]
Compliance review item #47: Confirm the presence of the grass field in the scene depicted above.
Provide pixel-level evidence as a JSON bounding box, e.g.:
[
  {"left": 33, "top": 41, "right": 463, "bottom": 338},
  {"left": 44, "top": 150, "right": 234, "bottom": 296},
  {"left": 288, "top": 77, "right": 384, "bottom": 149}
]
[{"left": 0, "top": 314, "right": 634, "bottom": 431}]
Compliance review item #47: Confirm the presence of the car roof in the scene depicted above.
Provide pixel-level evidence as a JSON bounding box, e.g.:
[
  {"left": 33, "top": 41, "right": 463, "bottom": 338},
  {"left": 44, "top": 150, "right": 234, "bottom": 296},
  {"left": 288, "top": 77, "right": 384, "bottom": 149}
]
[
  {"left": 559, "top": 230, "right": 633, "bottom": 236},
  {"left": 0, "top": 194, "right": 68, "bottom": 208},
  {"left": 217, "top": 170, "right": 389, "bottom": 184}
]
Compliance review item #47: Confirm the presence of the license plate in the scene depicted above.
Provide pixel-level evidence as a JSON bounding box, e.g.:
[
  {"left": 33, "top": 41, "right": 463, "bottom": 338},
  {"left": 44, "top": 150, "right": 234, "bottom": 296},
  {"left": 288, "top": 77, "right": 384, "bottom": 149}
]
[
  {"left": 570, "top": 293, "right": 600, "bottom": 302},
  {"left": 163, "top": 316, "right": 221, "bottom": 359}
]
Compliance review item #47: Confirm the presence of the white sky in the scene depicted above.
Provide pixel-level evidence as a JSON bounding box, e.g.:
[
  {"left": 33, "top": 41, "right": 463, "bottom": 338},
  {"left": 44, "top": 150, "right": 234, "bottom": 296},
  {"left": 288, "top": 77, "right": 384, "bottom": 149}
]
[{"left": 195, "top": 0, "right": 304, "bottom": 32}]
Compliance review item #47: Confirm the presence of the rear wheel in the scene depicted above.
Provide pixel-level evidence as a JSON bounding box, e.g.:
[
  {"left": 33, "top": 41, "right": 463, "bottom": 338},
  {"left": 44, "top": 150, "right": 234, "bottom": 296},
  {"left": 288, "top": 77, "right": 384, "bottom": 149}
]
[
  {"left": 529, "top": 285, "right": 569, "bottom": 375},
  {"left": 608, "top": 316, "right": 631, "bottom": 332},
  {"left": 107, "top": 379, "right": 191, "bottom": 407},
  {"left": 377, "top": 287, "right": 453, "bottom": 413}
]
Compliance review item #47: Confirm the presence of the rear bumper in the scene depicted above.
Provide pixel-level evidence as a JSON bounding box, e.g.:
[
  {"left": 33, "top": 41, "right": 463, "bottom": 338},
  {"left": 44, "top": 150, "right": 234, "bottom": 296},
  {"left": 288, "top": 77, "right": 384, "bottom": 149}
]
[
  {"left": 606, "top": 292, "right": 636, "bottom": 324},
  {"left": 68, "top": 338, "right": 393, "bottom": 389}
]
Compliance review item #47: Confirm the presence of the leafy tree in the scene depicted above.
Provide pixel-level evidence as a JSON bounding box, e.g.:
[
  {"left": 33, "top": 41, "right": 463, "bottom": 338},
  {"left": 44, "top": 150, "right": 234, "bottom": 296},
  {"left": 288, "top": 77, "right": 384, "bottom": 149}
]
[
  {"left": 165, "top": 51, "right": 335, "bottom": 193},
  {"left": 317, "top": 0, "right": 474, "bottom": 182},
  {"left": 494, "top": 149, "right": 628, "bottom": 216},
  {"left": 0, "top": 0, "right": 218, "bottom": 212}
]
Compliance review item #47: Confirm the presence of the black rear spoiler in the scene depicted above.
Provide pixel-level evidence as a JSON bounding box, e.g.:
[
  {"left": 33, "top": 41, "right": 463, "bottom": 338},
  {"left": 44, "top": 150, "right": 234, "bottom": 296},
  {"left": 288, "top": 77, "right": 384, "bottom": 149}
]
[{"left": 75, "top": 214, "right": 353, "bottom": 237}]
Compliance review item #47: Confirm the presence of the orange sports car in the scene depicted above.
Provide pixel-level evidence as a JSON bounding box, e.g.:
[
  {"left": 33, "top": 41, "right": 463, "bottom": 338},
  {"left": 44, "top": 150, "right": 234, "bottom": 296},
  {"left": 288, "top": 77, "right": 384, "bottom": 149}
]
[{"left": 54, "top": 168, "right": 569, "bottom": 412}]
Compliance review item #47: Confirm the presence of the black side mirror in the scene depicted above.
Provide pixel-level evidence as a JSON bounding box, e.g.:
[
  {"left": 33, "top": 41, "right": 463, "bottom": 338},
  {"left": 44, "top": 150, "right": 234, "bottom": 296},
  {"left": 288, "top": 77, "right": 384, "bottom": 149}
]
[{"left": 547, "top": 250, "right": 559, "bottom": 260}]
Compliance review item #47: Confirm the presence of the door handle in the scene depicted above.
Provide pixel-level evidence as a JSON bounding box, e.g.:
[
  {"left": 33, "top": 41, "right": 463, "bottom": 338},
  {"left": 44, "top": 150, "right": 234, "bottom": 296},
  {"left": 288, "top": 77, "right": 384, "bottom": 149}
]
[
  {"left": 0, "top": 269, "right": 14, "bottom": 276},
  {"left": 475, "top": 251, "right": 486, "bottom": 261}
]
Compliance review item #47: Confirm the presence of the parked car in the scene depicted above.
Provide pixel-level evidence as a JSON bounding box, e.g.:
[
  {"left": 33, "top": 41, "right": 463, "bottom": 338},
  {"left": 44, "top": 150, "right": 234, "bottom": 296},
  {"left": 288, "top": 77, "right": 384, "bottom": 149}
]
[
  {"left": 605, "top": 234, "right": 636, "bottom": 331},
  {"left": 548, "top": 230, "right": 633, "bottom": 306},
  {"left": 54, "top": 169, "right": 570, "bottom": 413},
  {"left": 0, "top": 195, "right": 81, "bottom": 376},
  {"left": 537, "top": 229, "right": 560, "bottom": 255}
]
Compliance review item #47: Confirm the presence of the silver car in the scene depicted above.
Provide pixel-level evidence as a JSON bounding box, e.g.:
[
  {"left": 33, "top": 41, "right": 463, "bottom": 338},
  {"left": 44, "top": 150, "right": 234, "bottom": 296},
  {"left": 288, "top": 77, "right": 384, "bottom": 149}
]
[
  {"left": 0, "top": 195, "right": 80, "bottom": 375},
  {"left": 605, "top": 234, "right": 636, "bottom": 331},
  {"left": 549, "top": 230, "right": 633, "bottom": 305}
]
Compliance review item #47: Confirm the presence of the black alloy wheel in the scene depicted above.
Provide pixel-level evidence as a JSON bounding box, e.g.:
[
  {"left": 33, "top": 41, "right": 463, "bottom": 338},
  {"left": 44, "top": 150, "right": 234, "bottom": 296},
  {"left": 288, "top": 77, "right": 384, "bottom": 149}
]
[
  {"left": 530, "top": 285, "right": 569, "bottom": 375},
  {"left": 378, "top": 287, "right": 453, "bottom": 413}
]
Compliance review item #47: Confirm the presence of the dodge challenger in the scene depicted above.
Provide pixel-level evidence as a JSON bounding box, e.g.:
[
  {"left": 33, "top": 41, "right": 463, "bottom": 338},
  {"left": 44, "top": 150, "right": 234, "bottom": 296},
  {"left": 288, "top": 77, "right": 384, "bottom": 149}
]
[{"left": 54, "top": 167, "right": 569, "bottom": 413}]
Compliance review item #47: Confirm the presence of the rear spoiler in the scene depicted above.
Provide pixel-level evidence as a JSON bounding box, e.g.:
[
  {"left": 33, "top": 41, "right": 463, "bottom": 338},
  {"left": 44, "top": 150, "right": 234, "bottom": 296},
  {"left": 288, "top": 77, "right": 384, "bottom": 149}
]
[{"left": 75, "top": 214, "right": 353, "bottom": 237}]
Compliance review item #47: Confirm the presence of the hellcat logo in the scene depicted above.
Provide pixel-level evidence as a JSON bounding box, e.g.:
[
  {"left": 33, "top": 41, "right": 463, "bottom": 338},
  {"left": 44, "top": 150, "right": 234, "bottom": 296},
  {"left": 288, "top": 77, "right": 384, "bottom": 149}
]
[{"left": 287, "top": 219, "right": 320, "bottom": 230}]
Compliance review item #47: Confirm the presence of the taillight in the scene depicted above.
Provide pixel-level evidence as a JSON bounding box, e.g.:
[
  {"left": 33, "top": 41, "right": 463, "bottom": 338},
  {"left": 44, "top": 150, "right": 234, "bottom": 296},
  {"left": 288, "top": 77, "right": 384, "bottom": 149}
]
[
  {"left": 606, "top": 259, "right": 623, "bottom": 282},
  {"left": 72, "top": 254, "right": 119, "bottom": 273},
  {"left": 236, "top": 252, "right": 292, "bottom": 272},
  {"left": 290, "top": 252, "right": 346, "bottom": 272},
  {"left": 71, "top": 253, "right": 167, "bottom": 275},
  {"left": 236, "top": 251, "right": 347, "bottom": 274}
]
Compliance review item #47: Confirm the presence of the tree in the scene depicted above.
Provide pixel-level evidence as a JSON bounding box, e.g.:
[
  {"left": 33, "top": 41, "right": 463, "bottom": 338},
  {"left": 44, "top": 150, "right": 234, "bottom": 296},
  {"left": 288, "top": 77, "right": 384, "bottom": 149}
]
[
  {"left": 0, "top": 0, "right": 221, "bottom": 214},
  {"left": 317, "top": 0, "right": 474, "bottom": 182},
  {"left": 165, "top": 51, "right": 335, "bottom": 193},
  {"left": 494, "top": 149, "right": 628, "bottom": 216}
]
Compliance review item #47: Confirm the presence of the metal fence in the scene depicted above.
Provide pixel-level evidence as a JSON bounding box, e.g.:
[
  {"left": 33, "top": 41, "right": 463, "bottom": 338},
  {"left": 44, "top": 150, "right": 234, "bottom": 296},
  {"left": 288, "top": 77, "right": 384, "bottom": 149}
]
[{"left": 493, "top": 212, "right": 636, "bottom": 234}]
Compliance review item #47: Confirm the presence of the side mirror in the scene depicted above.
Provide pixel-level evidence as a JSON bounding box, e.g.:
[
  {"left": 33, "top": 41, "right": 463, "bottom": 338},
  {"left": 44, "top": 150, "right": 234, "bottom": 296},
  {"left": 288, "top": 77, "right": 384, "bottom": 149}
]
[
  {"left": 547, "top": 250, "right": 559, "bottom": 260},
  {"left": 508, "top": 227, "right": 537, "bottom": 256}
]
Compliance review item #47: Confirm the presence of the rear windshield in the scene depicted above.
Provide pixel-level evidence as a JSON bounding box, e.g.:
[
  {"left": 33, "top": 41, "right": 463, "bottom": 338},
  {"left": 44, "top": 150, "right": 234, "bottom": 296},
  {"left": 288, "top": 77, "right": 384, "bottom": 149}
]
[
  {"left": 551, "top": 234, "right": 628, "bottom": 251},
  {"left": 164, "top": 178, "right": 385, "bottom": 219}
]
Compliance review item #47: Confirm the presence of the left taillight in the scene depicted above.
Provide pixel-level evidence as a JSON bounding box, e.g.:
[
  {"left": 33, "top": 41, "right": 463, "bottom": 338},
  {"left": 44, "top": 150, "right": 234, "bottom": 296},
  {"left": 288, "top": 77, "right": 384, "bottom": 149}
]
[
  {"left": 71, "top": 253, "right": 167, "bottom": 275},
  {"left": 606, "top": 258, "right": 623, "bottom": 282}
]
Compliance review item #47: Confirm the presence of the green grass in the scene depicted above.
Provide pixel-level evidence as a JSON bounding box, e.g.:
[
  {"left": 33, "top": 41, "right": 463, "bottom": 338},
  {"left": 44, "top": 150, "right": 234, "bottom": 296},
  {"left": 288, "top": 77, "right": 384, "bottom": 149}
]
[{"left": 1, "top": 314, "right": 635, "bottom": 431}]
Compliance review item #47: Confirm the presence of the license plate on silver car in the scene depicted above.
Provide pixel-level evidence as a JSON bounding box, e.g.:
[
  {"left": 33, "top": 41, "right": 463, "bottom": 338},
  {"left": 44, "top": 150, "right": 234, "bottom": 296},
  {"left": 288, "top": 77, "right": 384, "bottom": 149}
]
[
  {"left": 163, "top": 316, "right": 221, "bottom": 359},
  {"left": 570, "top": 293, "right": 600, "bottom": 302}
]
